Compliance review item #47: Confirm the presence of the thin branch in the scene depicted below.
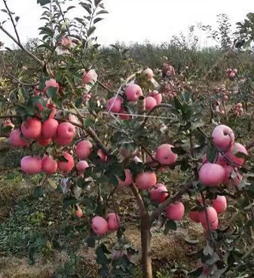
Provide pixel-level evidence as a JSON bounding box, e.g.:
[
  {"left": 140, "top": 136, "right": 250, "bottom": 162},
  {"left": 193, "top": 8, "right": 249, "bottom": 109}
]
[
  {"left": 97, "top": 80, "right": 113, "bottom": 93},
  {"left": 201, "top": 192, "right": 214, "bottom": 246},
  {"left": 3, "top": 0, "right": 20, "bottom": 43},
  {"left": 55, "top": 0, "right": 71, "bottom": 36},
  {"left": 150, "top": 182, "right": 192, "bottom": 223},
  {"left": 129, "top": 184, "right": 146, "bottom": 217},
  {"left": 0, "top": 25, "right": 44, "bottom": 67}
]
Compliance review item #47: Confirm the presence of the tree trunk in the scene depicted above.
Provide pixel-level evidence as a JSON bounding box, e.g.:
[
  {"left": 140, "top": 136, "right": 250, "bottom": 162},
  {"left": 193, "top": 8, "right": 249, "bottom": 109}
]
[{"left": 141, "top": 214, "right": 153, "bottom": 278}]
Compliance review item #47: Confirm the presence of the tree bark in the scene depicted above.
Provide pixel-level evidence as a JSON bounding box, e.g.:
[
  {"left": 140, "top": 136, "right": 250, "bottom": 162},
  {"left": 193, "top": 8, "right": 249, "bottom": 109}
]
[{"left": 141, "top": 214, "right": 153, "bottom": 278}]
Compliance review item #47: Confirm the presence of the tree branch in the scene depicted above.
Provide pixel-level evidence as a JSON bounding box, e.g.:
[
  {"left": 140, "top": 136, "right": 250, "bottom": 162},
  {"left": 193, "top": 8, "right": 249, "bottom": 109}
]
[
  {"left": 3, "top": 0, "right": 21, "bottom": 43},
  {"left": 129, "top": 183, "right": 147, "bottom": 217},
  {"left": 150, "top": 181, "right": 192, "bottom": 223},
  {"left": 0, "top": 25, "right": 44, "bottom": 67}
]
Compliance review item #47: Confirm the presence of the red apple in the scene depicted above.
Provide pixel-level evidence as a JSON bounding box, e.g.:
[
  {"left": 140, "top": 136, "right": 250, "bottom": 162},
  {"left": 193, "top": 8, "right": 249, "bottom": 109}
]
[
  {"left": 150, "top": 183, "right": 168, "bottom": 203},
  {"left": 118, "top": 169, "right": 133, "bottom": 188},
  {"left": 75, "top": 140, "right": 93, "bottom": 159},
  {"left": 125, "top": 84, "right": 143, "bottom": 101},
  {"left": 21, "top": 117, "right": 42, "bottom": 139},
  {"left": 212, "top": 196, "right": 227, "bottom": 213},
  {"left": 165, "top": 201, "right": 185, "bottom": 221},
  {"left": 9, "top": 129, "right": 29, "bottom": 147},
  {"left": 58, "top": 152, "right": 75, "bottom": 173},
  {"left": 107, "top": 213, "right": 120, "bottom": 232},
  {"left": 42, "top": 155, "right": 58, "bottom": 174},
  {"left": 199, "top": 206, "right": 218, "bottom": 226},
  {"left": 212, "top": 125, "right": 235, "bottom": 151},
  {"left": 145, "top": 96, "right": 157, "bottom": 110},
  {"left": 156, "top": 144, "right": 178, "bottom": 165},
  {"left": 135, "top": 172, "right": 157, "bottom": 190},
  {"left": 21, "top": 156, "right": 42, "bottom": 174},
  {"left": 57, "top": 122, "right": 75, "bottom": 139},
  {"left": 92, "top": 216, "right": 108, "bottom": 236},
  {"left": 76, "top": 160, "right": 89, "bottom": 172},
  {"left": 42, "top": 118, "right": 59, "bottom": 139},
  {"left": 106, "top": 97, "right": 122, "bottom": 113},
  {"left": 149, "top": 90, "right": 162, "bottom": 104},
  {"left": 225, "top": 143, "right": 248, "bottom": 166},
  {"left": 199, "top": 163, "right": 225, "bottom": 187}
]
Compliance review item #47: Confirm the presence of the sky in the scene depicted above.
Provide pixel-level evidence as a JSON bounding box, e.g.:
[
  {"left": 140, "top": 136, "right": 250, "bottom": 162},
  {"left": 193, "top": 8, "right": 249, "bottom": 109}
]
[{"left": 0, "top": 0, "right": 253, "bottom": 48}]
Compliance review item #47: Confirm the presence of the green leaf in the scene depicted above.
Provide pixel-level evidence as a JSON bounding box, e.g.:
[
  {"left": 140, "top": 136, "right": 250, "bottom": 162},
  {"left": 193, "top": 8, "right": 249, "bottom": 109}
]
[
  {"left": 93, "top": 17, "right": 103, "bottom": 24},
  {"left": 207, "top": 143, "right": 217, "bottom": 163},
  {"left": 37, "top": 0, "right": 51, "bottom": 6},
  {"left": 33, "top": 186, "right": 44, "bottom": 199},
  {"left": 94, "top": 0, "right": 103, "bottom": 6},
  {"left": 39, "top": 26, "right": 54, "bottom": 37},
  {"left": 63, "top": 197, "right": 78, "bottom": 209},
  {"left": 87, "top": 26, "right": 96, "bottom": 37},
  {"left": 46, "top": 87, "right": 57, "bottom": 98},
  {"left": 96, "top": 10, "right": 108, "bottom": 16},
  {"left": 164, "top": 220, "right": 177, "bottom": 234}
]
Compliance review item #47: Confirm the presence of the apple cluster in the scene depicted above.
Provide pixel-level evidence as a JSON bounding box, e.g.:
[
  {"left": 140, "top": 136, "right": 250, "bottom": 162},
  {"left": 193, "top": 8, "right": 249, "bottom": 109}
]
[{"left": 189, "top": 125, "right": 248, "bottom": 231}]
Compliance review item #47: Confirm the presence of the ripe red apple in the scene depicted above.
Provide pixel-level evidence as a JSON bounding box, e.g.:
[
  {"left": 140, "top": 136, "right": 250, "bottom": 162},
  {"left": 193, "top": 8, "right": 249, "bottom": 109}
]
[
  {"left": 149, "top": 90, "right": 162, "bottom": 104},
  {"left": 145, "top": 96, "right": 157, "bottom": 110},
  {"left": 135, "top": 172, "right": 157, "bottom": 190},
  {"left": 9, "top": 129, "right": 29, "bottom": 147},
  {"left": 57, "top": 122, "right": 75, "bottom": 139},
  {"left": 143, "top": 68, "right": 154, "bottom": 79},
  {"left": 155, "top": 144, "right": 178, "bottom": 165},
  {"left": 199, "top": 163, "right": 225, "bottom": 187},
  {"left": 165, "top": 201, "right": 185, "bottom": 221},
  {"left": 189, "top": 210, "right": 200, "bottom": 223},
  {"left": 92, "top": 216, "right": 108, "bottom": 236},
  {"left": 21, "top": 117, "right": 42, "bottom": 139},
  {"left": 42, "top": 118, "right": 59, "bottom": 139},
  {"left": 75, "top": 208, "right": 83, "bottom": 218},
  {"left": 21, "top": 156, "right": 42, "bottom": 174},
  {"left": 202, "top": 217, "right": 219, "bottom": 231},
  {"left": 118, "top": 169, "right": 133, "bottom": 188},
  {"left": 150, "top": 183, "right": 168, "bottom": 203},
  {"left": 212, "top": 125, "right": 235, "bottom": 151},
  {"left": 212, "top": 196, "right": 227, "bottom": 213},
  {"left": 97, "top": 149, "right": 108, "bottom": 162},
  {"left": 83, "top": 69, "right": 98, "bottom": 84},
  {"left": 42, "top": 155, "right": 58, "bottom": 174},
  {"left": 225, "top": 143, "right": 248, "bottom": 166},
  {"left": 106, "top": 97, "right": 122, "bottom": 113},
  {"left": 58, "top": 152, "right": 75, "bottom": 173},
  {"left": 75, "top": 140, "right": 93, "bottom": 159},
  {"left": 76, "top": 160, "right": 89, "bottom": 172},
  {"left": 125, "top": 84, "right": 143, "bottom": 101},
  {"left": 107, "top": 213, "right": 120, "bottom": 231},
  {"left": 199, "top": 206, "right": 218, "bottom": 225}
]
